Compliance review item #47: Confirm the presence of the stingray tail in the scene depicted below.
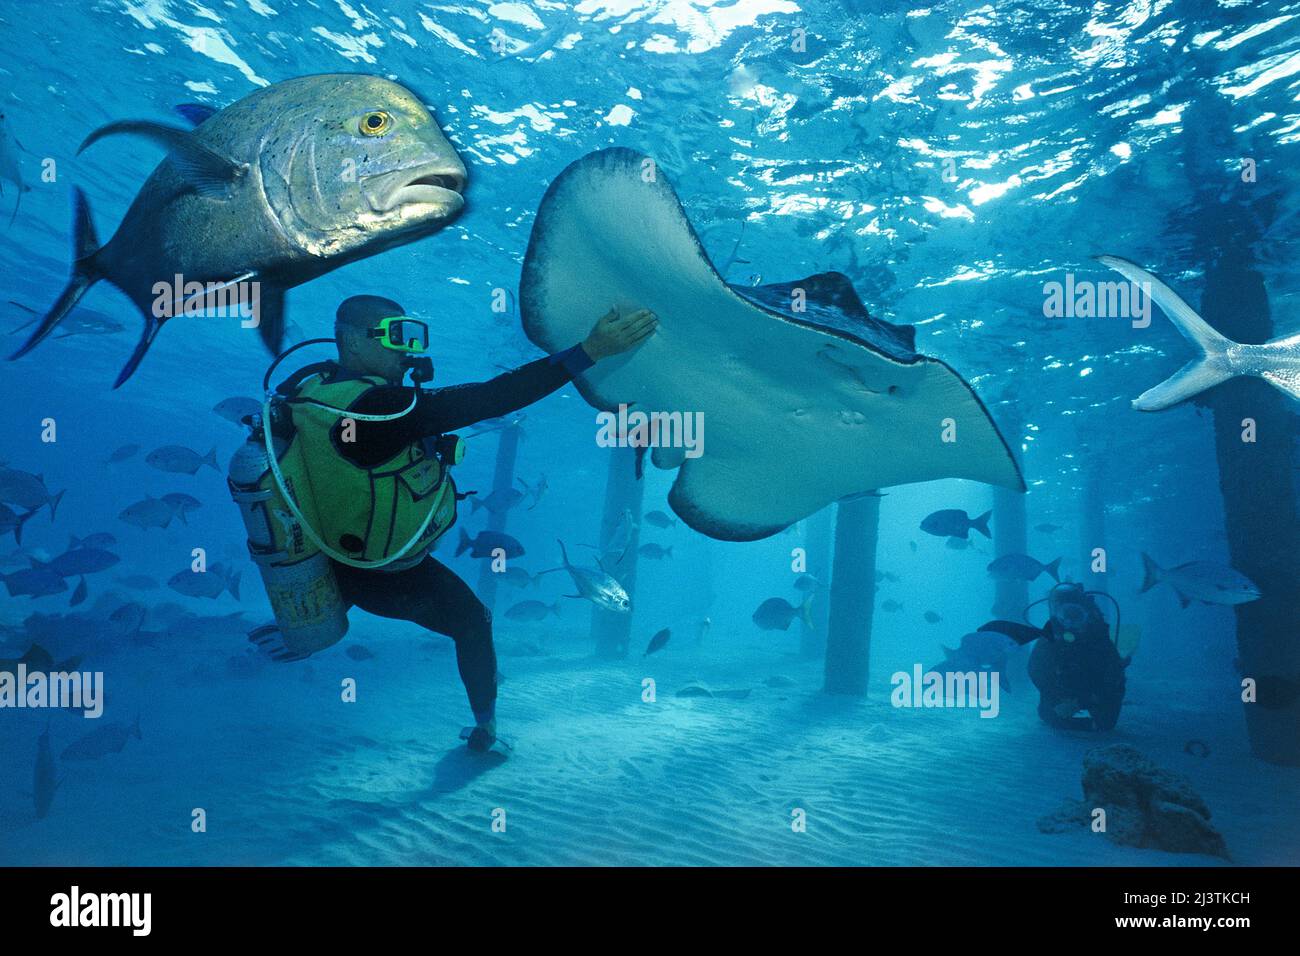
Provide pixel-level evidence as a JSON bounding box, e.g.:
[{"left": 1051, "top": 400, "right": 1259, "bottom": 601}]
[{"left": 8, "top": 188, "right": 101, "bottom": 363}]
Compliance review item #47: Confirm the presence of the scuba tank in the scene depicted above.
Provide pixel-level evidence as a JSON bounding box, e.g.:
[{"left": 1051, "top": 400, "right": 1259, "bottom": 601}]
[
  {"left": 228, "top": 408, "right": 349, "bottom": 662},
  {"left": 229, "top": 341, "right": 461, "bottom": 662}
]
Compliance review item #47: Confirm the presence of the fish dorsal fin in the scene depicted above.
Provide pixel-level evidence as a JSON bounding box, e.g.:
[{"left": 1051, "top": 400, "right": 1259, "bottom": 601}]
[
  {"left": 174, "top": 103, "right": 219, "bottom": 127},
  {"left": 78, "top": 120, "right": 249, "bottom": 199}
]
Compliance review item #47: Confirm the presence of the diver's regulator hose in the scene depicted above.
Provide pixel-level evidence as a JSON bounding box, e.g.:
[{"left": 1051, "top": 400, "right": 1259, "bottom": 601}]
[
  {"left": 1023, "top": 586, "right": 1123, "bottom": 650},
  {"left": 257, "top": 338, "right": 441, "bottom": 571}
]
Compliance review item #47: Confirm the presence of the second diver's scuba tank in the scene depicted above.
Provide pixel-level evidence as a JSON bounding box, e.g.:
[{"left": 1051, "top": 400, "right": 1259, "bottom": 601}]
[{"left": 228, "top": 343, "right": 463, "bottom": 662}]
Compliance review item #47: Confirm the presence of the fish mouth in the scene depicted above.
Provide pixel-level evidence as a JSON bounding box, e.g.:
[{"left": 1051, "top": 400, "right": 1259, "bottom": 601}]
[{"left": 366, "top": 162, "right": 467, "bottom": 220}]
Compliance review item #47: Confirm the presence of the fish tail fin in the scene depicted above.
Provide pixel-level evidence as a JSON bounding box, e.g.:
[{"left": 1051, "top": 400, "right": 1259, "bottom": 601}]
[
  {"left": 469, "top": 497, "right": 482, "bottom": 514},
  {"left": 556, "top": 538, "right": 570, "bottom": 566},
  {"left": 455, "top": 528, "right": 470, "bottom": 557},
  {"left": 67, "top": 534, "right": 81, "bottom": 550},
  {"left": 112, "top": 315, "right": 162, "bottom": 389},
  {"left": 550, "top": 602, "right": 561, "bottom": 617},
  {"left": 1044, "top": 557, "right": 1062, "bottom": 582},
  {"left": 665, "top": 545, "right": 673, "bottom": 558},
  {"left": 941, "top": 645, "right": 956, "bottom": 660},
  {"left": 972, "top": 510, "right": 993, "bottom": 539},
  {"left": 800, "top": 593, "right": 815, "bottom": 630},
  {"left": 1140, "top": 552, "right": 1162, "bottom": 593},
  {"left": 203, "top": 447, "right": 218, "bottom": 471},
  {"left": 7, "top": 184, "right": 19, "bottom": 230},
  {"left": 227, "top": 570, "right": 241, "bottom": 601},
  {"left": 48, "top": 489, "right": 64, "bottom": 522},
  {"left": 8, "top": 188, "right": 102, "bottom": 362},
  {"left": 1097, "top": 256, "right": 1237, "bottom": 411}
]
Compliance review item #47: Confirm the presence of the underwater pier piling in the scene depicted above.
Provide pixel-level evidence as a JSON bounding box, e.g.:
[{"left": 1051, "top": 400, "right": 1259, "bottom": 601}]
[
  {"left": 591, "top": 446, "right": 644, "bottom": 659},
  {"left": 801, "top": 506, "right": 833, "bottom": 659},
  {"left": 474, "top": 422, "right": 523, "bottom": 614},
  {"left": 824, "top": 495, "right": 880, "bottom": 695},
  {"left": 1201, "top": 255, "right": 1300, "bottom": 766}
]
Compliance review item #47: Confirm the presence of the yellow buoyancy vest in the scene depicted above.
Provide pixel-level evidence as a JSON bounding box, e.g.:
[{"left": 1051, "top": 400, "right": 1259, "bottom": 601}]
[{"left": 287, "top": 370, "right": 459, "bottom": 567}]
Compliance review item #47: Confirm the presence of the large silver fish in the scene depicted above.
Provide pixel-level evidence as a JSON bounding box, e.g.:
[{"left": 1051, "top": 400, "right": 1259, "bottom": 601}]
[
  {"left": 1140, "top": 552, "right": 1260, "bottom": 607},
  {"left": 553, "top": 539, "right": 631, "bottom": 613},
  {"left": 1099, "top": 256, "right": 1300, "bottom": 410},
  {"left": 9, "top": 74, "right": 467, "bottom": 387}
]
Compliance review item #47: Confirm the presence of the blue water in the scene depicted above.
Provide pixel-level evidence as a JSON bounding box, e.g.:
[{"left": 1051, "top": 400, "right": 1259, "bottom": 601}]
[{"left": 1, "top": 0, "right": 1298, "bottom": 866}]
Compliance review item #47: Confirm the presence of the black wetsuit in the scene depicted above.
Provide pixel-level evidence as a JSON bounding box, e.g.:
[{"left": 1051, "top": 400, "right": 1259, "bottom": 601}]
[
  {"left": 979, "top": 600, "right": 1128, "bottom": 732},
  {"left": 1027, "top": 614, "right": 1127, "bottom": 731},
  {"left": 324, "top": 345, "right": 593, "bottom": 724}
]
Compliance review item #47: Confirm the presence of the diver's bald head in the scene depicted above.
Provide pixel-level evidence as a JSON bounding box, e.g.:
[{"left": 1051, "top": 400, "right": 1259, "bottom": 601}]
[{"left": 335, "top": 294, "right": 407, "bottom": 381}]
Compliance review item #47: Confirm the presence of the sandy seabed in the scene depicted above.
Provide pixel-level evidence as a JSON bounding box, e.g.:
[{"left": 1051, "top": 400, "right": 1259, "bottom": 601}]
[{"left": 1, "top": 614, "right": 1297, "bottom": 867}]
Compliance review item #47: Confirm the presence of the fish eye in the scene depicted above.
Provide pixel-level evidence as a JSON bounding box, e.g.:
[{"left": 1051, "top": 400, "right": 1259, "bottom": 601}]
[{"left": 360, "top": 110, "right": 393, "bottom": 137}]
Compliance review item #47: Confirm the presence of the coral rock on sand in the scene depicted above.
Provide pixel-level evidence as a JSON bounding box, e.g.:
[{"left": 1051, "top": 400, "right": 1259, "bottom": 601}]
[{"left": 1037, "top": 744, "right": 1229, "bottom": 859}]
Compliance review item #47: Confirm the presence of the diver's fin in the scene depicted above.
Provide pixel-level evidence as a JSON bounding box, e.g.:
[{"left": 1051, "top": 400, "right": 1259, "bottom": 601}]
[
  {"left": 78, "top": 120, "right": 249, "bottom": 199},
  {"left": 977, "top": 619, "right": 1047, "bottom": 647},
  {"left": 112, "top": 316, "right": 162, "bottom": 389},
  {"left": 1096, "top": 256, "right": 1237, "bottom": 411},
  {"left": 173, "top": 103, "right": 219, "bottom": 127},
  {"left": 8, "top": 188, "right": 101, "bottom": 361}
]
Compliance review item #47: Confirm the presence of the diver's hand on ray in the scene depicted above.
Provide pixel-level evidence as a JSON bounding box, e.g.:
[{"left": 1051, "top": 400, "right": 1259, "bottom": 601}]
[{"left": 580, "top": 306, "right": 657, "bottom": 361}]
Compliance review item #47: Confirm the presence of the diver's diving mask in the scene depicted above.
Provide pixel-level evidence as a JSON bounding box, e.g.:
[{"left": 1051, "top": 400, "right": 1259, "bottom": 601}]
[
  {"left": 368, "top": 316, "right": 429, "bottom": 354},
  {"left": 1048, "top": 583, "right": 1090, "bottom": 633}
]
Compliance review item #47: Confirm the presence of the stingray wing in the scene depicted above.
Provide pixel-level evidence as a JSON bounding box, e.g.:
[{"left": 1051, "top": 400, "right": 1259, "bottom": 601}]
[{"left": 520, "top": 148, "right": 1023, "bottom": 541}]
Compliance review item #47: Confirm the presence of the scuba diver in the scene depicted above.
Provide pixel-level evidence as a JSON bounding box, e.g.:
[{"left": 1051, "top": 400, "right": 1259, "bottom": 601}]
[
  {"left": 243, "top": 294, "right": 656, "bottom": 752},
  {"left": 978, "top": 582, "right": 1130, "bottom": 732}
]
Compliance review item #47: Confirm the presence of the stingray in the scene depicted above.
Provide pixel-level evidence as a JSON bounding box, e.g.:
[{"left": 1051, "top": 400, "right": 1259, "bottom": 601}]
[{"left": 520, "top": 148, "right": 1023, "bottom": 542}]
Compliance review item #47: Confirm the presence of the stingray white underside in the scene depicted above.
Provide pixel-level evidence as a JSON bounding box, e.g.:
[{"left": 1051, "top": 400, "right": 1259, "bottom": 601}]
[{"left": 521, "top": 148, "right": 1024, "bottom": 541}]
